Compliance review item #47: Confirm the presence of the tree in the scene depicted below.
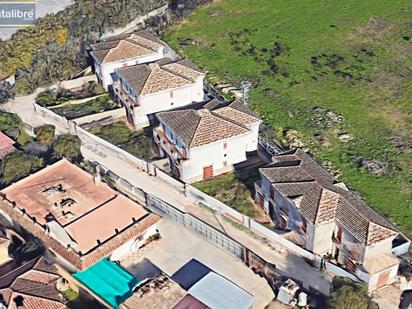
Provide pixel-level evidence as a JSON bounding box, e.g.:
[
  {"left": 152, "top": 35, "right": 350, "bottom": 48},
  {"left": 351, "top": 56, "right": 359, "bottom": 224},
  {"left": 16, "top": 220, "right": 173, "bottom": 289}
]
[
  {"left": 329, "top": 277, "right": 378, "bottom": 309},
  {"left": 13, "top": 238, "right": 45, "bottom": 262},
  {"left": 1, "top": 152, "right": 43, "bottom": 183},
  {"left": 53, "top": 134, "right": 81, "bottom": 161},
  {"left": 34, "top": 124, "right": 55, "bottom": 144}
]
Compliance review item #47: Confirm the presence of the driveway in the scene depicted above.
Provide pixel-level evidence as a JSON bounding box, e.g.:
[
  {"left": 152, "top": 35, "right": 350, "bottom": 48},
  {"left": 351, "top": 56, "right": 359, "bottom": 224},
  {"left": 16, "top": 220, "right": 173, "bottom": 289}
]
[{"left": 120, "top": 218, "right": 275, "bottom": 309}]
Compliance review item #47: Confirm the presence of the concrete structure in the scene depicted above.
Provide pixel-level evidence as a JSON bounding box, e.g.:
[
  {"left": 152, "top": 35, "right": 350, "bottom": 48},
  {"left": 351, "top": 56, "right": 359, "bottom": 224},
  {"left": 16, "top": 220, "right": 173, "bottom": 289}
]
[
  {"left": 114, "top": 59, "right": 205, "bottom": 129},
  {"left": 0, "top": 132, "right": 16, "bottom": 160},
  {"left": 90, "top": 31, "right": 167, "bottom": 90},
  {"left": 0, "top": 159, "right": 161, "bottom": 271},
  {"left": 255, "top": 148, "right": 408, "bottom": 291},
  {"left": 154, "top": 99, "right": 261, "bottom": 183}
]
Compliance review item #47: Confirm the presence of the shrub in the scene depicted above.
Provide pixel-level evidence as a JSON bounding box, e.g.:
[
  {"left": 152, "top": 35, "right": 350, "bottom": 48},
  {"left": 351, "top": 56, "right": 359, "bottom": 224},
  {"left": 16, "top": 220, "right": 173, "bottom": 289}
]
[
  {"left": 53, "top": 134, "right": 81, "bottom": 161},
  {"left": 35, "top": 91, "right": 56, "bottom": 107},
  {"left": 1, "top": 152, "right": 43, "bottom": 183},
  {"left": 329, "top": 277, "right": 378, "bottom": 309},
  {"left": 34, "top": 124, "right": 55, "bottom": 144},
  {"left": 14, "top": 238, "right": 45, "bottom": 262}
]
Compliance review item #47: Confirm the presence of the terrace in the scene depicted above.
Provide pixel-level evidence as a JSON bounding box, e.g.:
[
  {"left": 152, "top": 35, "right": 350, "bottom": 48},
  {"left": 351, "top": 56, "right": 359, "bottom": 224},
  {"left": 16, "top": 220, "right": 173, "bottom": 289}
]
[{"left": 0, "top": 159, "right": 161, "bottom": 269}]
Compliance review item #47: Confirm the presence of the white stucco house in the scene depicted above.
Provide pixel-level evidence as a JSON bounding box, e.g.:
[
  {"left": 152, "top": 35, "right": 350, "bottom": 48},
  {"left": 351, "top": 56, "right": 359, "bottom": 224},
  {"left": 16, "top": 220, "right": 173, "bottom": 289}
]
[
  {"left": 90, "top": 30, "right": 167, "bottom": 90},
  {"left": 113, "top": 59, "right": 205, "bottom": 129},
  {"left": 254, "top": 148, "right": 410, "bottom": 292},
  {"left": 153, "top": 100, "right": 262, "bottom": 183}
]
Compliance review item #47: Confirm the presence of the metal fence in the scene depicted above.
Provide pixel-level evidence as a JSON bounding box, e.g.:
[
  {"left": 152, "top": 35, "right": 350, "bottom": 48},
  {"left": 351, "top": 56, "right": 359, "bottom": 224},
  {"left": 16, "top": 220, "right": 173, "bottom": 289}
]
[{"left": 146, "top": 194, "right": 244, "bottom": 259}]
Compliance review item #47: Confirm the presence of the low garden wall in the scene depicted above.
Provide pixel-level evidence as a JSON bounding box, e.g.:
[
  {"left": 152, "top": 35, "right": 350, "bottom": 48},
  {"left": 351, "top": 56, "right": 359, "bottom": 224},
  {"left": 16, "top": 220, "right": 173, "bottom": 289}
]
[{"left": 74, "top": 107, "right": 125, "bottom": 126}]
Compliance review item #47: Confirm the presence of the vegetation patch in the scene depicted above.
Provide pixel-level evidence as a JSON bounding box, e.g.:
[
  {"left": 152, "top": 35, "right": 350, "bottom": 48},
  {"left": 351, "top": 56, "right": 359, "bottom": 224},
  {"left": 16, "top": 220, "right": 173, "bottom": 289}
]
[
  {"left": 51, "top": 94, "right": 119, "bottom": 119},
  {"left": 89, "top": 122, "right": 159, "bottom": 161},
  {"left": 164, "top": 0, "right": 412, "bottom": 236},
  {"left": 193, "top": 169, "right": 262, "bottom": 219}
]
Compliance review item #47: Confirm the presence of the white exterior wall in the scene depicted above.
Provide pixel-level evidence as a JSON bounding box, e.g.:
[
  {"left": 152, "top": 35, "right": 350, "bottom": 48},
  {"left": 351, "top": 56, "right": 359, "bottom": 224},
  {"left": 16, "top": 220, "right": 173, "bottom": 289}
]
[
  {"left": 312, "top": 221, "right": 335, "bottom": 255},
  {"left": 181, "top": 132, "right": 251, "bottom": 182},
  {"left": 131, "top": 79, "right": 204, "bottom": 128},
  {"left": 245, "top": 122, "right": 260, "bottom": 152},
  {"left": 362, "top": 237, "right": 396, "bottom": 261},
  {"left": 366, "top": 264, "right": 399, "bottom": 292},
  {"left": 93, "top": 47, "right": 164, "bottom": 90}
]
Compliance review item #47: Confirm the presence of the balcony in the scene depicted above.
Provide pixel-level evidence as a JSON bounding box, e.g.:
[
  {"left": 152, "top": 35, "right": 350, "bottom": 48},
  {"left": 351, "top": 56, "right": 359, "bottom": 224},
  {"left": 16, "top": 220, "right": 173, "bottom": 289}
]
[
  {"left": 114, "top": 82, "right": 139, "bottom": 107},
  {"left": 153, "top": 127, "right": 186, "bottom": 162}
]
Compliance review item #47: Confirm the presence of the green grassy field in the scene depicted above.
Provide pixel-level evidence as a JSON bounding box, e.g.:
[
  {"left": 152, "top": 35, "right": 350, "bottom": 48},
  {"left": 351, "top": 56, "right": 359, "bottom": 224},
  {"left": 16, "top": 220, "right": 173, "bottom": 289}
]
[{"left": 164, "top": 0, "right": 412, "bottom": 236}]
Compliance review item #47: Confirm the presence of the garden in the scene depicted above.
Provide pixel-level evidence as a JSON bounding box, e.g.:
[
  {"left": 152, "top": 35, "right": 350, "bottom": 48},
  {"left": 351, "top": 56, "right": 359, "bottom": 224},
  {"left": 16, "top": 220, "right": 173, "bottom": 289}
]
[
  {"left": 50, "top": 94, "right": 119, "bottom": 120},
  {"left": 193, "top": 161, "right": 268, "bottom": 220},
  {"left": 88, "top": 121, "right": 160, "bottom": 162}
]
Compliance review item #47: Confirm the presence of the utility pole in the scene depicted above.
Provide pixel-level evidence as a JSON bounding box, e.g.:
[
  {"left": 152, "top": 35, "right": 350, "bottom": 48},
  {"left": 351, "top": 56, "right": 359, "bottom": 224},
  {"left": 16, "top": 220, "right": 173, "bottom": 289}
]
[{"left": 241, "top": 81, "right": 251, "bottom": 105}]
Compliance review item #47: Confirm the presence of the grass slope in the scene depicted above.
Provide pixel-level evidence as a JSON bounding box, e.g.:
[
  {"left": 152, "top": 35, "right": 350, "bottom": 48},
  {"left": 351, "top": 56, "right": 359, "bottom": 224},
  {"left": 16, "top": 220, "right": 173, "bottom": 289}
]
[{"left": 164, "top": 0, "right": 412, "bottom": 235}]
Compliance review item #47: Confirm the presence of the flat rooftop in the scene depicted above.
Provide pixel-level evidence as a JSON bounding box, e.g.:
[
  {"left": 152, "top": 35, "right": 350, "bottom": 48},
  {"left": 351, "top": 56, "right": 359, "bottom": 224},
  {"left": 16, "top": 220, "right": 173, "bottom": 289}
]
[
  {"left": 2, "top": 159, "right": 115, "bottom": 226},
  {"left": 1, "top": 159, "right": 161, "bottom": 269},
  {"left": 121, "top": 275, "right": 186, "bottom": 309}
]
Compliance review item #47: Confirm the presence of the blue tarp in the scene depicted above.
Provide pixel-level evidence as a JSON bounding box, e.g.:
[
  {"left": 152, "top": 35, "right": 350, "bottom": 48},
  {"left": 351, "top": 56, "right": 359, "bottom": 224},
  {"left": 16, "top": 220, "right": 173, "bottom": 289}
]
[
  {"left": 171, "top": 259, "right": 212, "bottom": 290},
  {"left": 73, "top": 259, "right": 138, "bottom": 308}
]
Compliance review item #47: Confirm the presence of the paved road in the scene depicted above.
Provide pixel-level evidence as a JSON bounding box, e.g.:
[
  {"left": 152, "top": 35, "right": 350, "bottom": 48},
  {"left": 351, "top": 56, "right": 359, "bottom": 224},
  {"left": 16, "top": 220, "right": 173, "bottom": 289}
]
[{"left": 3, "top": 93, "right": 333, "bottom": 296}]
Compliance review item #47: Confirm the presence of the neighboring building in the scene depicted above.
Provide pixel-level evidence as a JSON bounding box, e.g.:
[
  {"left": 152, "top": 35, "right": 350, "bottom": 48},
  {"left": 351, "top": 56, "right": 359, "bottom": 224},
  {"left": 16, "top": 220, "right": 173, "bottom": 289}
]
[
  {"left": 187, "top": 272, "right": 254, "bottom": 309},
  {"left": 0, "top": 159, "right": 161, "bottom": 271},
  {"left": 154, "top": 100, "right": 261, "bottom": 183},
  {"left": 0, "top": 257, "right": 66, "bottom": 309},
  {"left": 114, "top": 59, "right": 205, "bottom": 129},
  {"left": 0, "top": 132, "right": 16, "bottom": 160},
  {"left": 255, "top": 148, "right": 408, "bottom": 291},
  {"left": 90, "top": 30, "right": 167, "bottom": 90}
]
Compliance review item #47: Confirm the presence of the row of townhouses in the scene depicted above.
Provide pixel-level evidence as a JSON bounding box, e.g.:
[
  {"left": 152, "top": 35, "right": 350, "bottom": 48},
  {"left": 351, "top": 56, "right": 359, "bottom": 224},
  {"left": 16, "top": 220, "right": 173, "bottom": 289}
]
[{"left": 86, "top": 30, "right": 408, "bottom": 293}]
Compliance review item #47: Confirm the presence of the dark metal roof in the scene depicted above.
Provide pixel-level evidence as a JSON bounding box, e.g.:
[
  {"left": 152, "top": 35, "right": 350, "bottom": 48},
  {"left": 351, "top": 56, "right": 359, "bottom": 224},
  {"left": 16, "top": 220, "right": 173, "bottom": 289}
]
[{"left": 171, "top": 259, "right": 212, "bottom": 290}]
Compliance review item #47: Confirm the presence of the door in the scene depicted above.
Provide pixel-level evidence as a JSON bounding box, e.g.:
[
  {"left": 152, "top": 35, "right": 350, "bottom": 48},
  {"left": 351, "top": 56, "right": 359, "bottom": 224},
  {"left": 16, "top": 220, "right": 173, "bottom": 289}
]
[
  {"left": 376, "top": 270, "right": 391, "bottom": 289},
  {"left": 203, "top": 165, "right": 213, "bottom": 180}
]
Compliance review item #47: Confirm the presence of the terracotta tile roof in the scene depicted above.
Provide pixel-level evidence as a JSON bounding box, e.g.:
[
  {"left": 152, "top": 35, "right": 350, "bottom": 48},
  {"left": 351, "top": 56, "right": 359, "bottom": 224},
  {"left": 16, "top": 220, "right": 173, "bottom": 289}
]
[
  {"left": 157, "top": 107, "right": 251, "bottom": 148},
  {"left": 260, "top": 149, "right": 398, "bottom": 245},
  {"left": 0, "top": 196, "right": 161, "bottom": 270},
  {"left": 7, "top": 292, "right": 65, "bottom": 309},
  {"left": 0, "top": 145, "right": 16, "bottom": 160},
  {"left": 116, "top": 59, "right": 204, "bottom": 96},
  {"left": 0, "top": 257, "right": 65, "bottom": 309},
  {"left": 0, "top": 132, "right": 14, "bottom": 149},
  {"left": 90, "top": 30, "right": 164, "bottom": 64}
]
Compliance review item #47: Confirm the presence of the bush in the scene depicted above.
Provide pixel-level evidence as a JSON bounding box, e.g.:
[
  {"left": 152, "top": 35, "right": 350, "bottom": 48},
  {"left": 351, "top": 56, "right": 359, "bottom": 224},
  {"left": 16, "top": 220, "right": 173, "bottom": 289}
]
[
  {"left": 34, "top": 124, "right": 55, "bottom": 144},
  {"left": 329, "top": 277, "right": 378, "bottom": 309},
  {"left": 1, "top": 152, "right": 43, "bottom": 184},
  {"left": 14, "top": 238, "right": 45, "bottom": 262},
  {"left": 35, "top": 91, "right": 57, "bottom": 107},
  {"left": 53, "top": 134, "right": 81, "bottom": 161}
]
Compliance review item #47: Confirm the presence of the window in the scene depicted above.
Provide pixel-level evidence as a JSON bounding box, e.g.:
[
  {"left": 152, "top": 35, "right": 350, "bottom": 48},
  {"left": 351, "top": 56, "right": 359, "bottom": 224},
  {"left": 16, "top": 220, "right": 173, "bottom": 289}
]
[
  {"left": 223, "top": 142, "right": 227, "bottom": 149},
  {"left": 122, "top": 63, "right": 128, "bottom": 67},
  {"left": 170, "top": 91, "right": 174, "bottom": 98},
  {"left": 223, "top": 160, "right": 228, "bottom": 166}
]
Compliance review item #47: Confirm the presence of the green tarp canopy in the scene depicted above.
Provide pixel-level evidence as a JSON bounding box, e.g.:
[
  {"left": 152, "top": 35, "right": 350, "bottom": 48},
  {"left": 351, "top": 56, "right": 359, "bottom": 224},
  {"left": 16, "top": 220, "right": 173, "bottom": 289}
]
[{"left": 73, "top": 259, "right": 138, "bottom": 308}]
